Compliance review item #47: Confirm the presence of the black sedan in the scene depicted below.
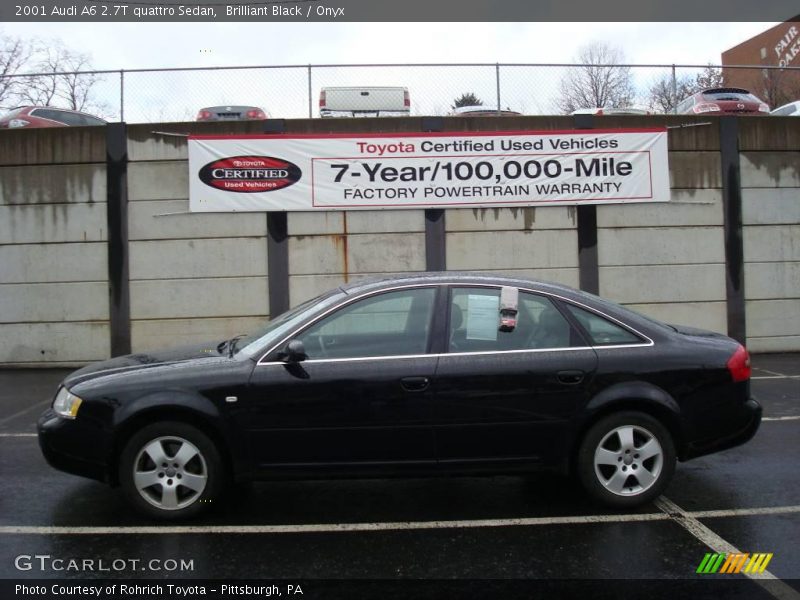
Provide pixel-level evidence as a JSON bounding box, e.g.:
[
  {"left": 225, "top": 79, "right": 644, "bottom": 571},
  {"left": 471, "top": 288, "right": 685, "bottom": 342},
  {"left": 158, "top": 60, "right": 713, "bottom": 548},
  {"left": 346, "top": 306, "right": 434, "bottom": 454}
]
[{"left": 38, "top": 273, "right": 761, "bottom": 519}]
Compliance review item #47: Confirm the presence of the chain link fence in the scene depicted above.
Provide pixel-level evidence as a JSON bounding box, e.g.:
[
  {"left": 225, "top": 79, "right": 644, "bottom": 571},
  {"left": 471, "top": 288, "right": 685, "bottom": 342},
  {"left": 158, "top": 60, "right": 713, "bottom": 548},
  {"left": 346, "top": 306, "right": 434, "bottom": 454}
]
[{"left": 1, "top": 63, "right": 799, "bottom": 123}]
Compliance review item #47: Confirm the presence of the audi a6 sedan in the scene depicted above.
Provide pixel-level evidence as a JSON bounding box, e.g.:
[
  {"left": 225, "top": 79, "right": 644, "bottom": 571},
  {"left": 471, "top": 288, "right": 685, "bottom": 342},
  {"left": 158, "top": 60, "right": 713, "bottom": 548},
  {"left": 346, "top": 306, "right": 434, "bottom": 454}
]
[{"left": 38, "top": 273, "right": 761, "bottom": 519}]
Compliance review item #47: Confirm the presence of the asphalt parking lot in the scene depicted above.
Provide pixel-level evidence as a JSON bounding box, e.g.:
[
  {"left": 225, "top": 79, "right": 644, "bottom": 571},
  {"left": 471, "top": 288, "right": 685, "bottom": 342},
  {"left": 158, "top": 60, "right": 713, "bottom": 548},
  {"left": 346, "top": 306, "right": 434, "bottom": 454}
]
[{"left": 0, "top": 354, "right": 797, "bottom": 599}]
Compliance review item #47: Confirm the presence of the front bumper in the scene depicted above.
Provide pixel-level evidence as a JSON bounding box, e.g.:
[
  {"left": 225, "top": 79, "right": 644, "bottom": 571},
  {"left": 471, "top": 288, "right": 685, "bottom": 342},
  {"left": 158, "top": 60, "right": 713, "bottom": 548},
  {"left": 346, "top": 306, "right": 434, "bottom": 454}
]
[
  {"left": 684, "top": 398, "right": 762, "bottom": 460},
  {"left": 37, "top": 409, "right": 110, "bottom": 483}
]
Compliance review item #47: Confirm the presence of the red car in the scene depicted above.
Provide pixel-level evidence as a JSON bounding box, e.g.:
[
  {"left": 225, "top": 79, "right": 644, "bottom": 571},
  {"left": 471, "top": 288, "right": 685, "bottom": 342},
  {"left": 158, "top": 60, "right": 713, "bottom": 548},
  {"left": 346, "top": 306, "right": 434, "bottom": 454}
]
[
  {"left": 676, "top": 88, "right": 769, "bottom": 115},
  {"left": 0, "top": 106, "right": 107, "bottom": 129}
]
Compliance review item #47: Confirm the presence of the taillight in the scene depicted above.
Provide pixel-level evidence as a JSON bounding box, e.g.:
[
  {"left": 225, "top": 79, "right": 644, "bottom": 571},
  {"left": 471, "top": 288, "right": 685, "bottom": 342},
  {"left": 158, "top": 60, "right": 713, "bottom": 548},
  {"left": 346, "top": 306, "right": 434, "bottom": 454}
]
[
  {"left": 727, "top": 345, "right": 751, "bottom": 382},
  {"left": 596, "top": 108, "right": 604, "bottom": 115},
  {"left": 196, "top": 110, "right": 212, "bottom": 120},
  {"left": 694, "top": 103, "right": 721, "bottom": 114},
  {"left": 319, "top": 90, "right": 326, "bottom": 108},
  {"left": 246, "top": 109, "right": 266, "bottom": 119},
  {"left": 403, "top": 90, "right": 410, "bottom": 108}
]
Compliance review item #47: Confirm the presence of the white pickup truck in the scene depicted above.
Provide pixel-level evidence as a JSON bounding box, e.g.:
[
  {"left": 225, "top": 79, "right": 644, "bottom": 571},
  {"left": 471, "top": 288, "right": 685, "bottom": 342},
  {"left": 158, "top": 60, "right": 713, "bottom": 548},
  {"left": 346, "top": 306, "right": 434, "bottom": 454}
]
[{"left": 319, "top": 86, "right": 410, "bottom": 118}]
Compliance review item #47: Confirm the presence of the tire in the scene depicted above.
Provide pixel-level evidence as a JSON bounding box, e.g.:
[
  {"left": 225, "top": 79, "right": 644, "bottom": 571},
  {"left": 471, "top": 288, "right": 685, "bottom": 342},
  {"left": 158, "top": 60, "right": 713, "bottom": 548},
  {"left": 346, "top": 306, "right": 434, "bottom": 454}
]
[
  {"left": 119, "top": 421, "right": 224, "bottom": 520},
  {"left": 577, "top": 411, "right": 676, "bottom": 508}
]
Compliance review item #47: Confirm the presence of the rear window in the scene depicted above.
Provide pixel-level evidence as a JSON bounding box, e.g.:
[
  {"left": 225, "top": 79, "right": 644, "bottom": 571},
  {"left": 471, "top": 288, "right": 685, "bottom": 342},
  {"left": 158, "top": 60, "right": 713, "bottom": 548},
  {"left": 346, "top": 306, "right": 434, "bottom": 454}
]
[
  {"left": 564, "top": 303, "right": 645, "bottom": 346},
  {"left": 30, "top": 108, "right": 105, "bottom": 126},
  {"left": 702, "top": 89, "right": 760, "bottom": 102}
]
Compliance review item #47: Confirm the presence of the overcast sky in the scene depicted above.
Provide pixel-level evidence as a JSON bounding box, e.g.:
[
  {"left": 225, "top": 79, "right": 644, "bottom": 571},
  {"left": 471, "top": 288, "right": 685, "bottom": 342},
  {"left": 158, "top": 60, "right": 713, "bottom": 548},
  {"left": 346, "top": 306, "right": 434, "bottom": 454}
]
[
  {"left": 6, "top": 22, "right": 774, "bottom": 69},
  {"left": 2, "top": 22, "right": 778, "bottom": 120}
]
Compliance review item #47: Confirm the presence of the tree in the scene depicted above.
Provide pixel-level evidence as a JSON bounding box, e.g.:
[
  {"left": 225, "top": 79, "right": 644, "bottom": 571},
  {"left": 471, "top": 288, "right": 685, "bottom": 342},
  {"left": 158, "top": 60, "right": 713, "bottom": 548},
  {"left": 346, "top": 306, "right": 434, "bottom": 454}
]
[
  {"left": 647, "top": 72, "right": 695, "bottom": 113},
  {"left": 0, "top": 35, "right": 106, "bottom": 114},
  {"left": 0, "top": 32, "right": 31, "bottom": 108},
  {"left": 695, "top": 64, "right": 724, "bottom": 90},
  {"left": 557, "top": 42, "right": 635, "bottom": 114},
  {"left": 452, "top": 92, "right": 483, "bottom": 110},
  {"left": 21, "top": 41, "right": 104, "bottom": 112}
]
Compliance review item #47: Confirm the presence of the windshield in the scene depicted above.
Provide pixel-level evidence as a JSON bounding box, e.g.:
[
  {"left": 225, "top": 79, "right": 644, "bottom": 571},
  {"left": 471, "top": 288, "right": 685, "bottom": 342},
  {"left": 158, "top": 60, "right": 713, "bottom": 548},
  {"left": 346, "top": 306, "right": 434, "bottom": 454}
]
[{"left": 236, "top": 288, "right": 346, "bottom": 359}]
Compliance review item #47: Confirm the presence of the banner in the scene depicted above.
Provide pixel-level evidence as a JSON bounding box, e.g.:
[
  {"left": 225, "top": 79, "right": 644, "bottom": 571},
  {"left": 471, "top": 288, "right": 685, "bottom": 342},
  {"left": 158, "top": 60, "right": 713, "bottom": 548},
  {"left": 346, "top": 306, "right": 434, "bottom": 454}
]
[{"left": 188, "top": 129, "right": 669, "bottom": 212}]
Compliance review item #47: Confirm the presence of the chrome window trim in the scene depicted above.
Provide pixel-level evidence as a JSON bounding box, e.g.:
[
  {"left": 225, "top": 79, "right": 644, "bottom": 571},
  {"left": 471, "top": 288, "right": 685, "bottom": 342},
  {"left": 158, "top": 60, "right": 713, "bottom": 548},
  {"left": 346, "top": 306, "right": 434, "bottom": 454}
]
[{"left": 256, "top": 281, "right": 654, "bottom": 366}]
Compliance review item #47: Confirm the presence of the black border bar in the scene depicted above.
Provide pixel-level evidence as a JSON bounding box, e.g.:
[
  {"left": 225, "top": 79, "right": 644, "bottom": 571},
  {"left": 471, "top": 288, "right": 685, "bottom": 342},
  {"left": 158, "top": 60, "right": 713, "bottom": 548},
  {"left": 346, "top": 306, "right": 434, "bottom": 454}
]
[{"left": 106, "top": 122, "right": 131, "bottom": 357}]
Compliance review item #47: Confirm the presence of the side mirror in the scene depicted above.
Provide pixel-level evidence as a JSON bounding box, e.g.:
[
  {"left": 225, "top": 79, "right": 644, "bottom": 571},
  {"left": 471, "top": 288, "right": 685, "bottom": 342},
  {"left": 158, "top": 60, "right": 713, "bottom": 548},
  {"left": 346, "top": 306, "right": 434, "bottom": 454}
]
[{"left": 282, "top": 339, "right": 307, "bottom": 362}]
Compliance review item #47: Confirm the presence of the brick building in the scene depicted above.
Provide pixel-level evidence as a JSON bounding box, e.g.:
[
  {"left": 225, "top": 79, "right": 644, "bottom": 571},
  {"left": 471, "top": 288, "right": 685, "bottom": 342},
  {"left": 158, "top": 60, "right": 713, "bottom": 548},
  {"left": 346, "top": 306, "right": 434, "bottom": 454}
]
[{"left": 721, "top": 18, "right": 800, "bottom": 108}]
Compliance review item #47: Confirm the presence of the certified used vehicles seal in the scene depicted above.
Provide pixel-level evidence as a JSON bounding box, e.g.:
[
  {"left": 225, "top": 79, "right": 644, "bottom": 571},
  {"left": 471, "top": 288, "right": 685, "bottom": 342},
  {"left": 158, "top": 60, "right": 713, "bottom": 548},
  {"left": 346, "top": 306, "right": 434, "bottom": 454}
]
[{"left": 199, "top": 155, "right": 302, "bottom": 192}]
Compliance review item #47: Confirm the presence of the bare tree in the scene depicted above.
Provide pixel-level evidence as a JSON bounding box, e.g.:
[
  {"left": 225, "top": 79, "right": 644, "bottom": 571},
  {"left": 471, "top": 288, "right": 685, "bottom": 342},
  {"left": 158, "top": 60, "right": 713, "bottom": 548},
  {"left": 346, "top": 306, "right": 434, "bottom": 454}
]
[
  {"left": 557, "top": 42, "right": 635, "bottom": 114},
  {"left": 0, "top": 32, "right": 32, "bottom": 108},
  {"left": 647, "top": 72, "right": 695, "bottom": 113},
  {"left": 14, "top": 40, "right": 107, "bottom": 114},
  {"left": 695, "top": 64, "right": 724, "bottom": 90}
]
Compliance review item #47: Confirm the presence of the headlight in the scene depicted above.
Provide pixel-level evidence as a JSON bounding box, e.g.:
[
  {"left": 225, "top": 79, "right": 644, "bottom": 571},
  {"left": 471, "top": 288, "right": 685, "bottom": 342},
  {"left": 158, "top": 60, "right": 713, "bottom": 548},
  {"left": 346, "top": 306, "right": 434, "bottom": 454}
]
[{"left": 52, "top": 387, "right": 83, "bottom": 419}]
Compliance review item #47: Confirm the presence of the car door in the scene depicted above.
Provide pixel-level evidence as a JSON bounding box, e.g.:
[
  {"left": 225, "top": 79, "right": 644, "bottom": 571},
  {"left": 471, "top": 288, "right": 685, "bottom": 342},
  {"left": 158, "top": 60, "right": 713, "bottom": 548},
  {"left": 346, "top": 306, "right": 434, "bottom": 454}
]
[
  {"left": 243, "top": 286, "right": 440, "bottom": 473},
  {"left": 433, "top": 286, "right": 598, "bottom": 469}
]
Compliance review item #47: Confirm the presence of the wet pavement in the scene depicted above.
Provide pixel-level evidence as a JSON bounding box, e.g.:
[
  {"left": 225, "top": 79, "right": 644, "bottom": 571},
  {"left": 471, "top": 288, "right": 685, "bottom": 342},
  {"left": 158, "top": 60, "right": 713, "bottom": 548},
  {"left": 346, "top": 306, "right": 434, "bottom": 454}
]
[{"left": 0, "top": 355, "right": 797, "bottom": 598}]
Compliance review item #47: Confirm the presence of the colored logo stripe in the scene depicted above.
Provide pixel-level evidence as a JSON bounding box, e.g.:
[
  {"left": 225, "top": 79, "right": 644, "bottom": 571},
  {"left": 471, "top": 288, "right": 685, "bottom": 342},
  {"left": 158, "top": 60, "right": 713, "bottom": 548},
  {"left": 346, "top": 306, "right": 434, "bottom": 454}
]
[{"left": 696, "top": 552, "right": 774, "bottom": 574}]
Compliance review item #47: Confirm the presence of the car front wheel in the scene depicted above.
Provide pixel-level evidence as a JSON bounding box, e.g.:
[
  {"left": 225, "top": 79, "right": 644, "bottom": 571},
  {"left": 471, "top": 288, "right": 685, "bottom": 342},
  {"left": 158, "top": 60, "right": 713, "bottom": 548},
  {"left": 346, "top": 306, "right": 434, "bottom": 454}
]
[
  {"left": 577, "top": 411, "right": 676, "bottom": 508},
  {"left": 119, "top": 421, "right": 224, "bottom": 520}
]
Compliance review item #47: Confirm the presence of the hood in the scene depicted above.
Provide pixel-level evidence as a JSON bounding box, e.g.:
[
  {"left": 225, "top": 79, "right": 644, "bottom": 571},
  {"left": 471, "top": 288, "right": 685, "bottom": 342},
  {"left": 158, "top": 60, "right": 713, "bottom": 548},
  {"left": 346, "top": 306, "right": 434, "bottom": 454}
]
[{"left": 63, "top": 340, "right": 226, "bottom": 388}]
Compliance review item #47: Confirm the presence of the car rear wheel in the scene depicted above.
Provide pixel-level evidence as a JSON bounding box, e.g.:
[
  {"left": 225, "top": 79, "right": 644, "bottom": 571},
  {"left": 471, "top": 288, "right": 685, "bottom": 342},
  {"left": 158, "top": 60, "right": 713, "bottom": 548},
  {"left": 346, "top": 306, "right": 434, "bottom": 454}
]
[
  {"left": 577, "top": 411, "right": 676, "bottom": 508},
  {"left": 119, "top": 421, "right": 223, "bottom": 520}
]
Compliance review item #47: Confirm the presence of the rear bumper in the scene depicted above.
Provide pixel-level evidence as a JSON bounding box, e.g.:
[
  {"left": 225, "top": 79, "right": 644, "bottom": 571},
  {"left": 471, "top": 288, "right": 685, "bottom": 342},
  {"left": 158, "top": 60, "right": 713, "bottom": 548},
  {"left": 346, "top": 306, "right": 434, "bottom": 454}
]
[
  {"left": 37, "top": 409, "right": 109, "bottom": 483},
  {"left": 683, "top": 398, "right": 762, "bottom": 460}
]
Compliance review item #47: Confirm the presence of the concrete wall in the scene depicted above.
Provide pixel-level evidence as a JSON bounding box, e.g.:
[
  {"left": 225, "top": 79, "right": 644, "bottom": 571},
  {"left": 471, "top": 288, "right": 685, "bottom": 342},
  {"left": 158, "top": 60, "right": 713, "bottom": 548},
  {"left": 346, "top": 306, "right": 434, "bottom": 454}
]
[
  {"left": 126, "top": 131, "right": 270, "bottom": 353},
  {"left": 0, "top": 116, "right": 798, "bottom": 365},
  {"left": 739, "top": 120, "right": 800, "bottom": 352},
  {"left": 0, "top": 129, "right": 110, "bottom": 365}
]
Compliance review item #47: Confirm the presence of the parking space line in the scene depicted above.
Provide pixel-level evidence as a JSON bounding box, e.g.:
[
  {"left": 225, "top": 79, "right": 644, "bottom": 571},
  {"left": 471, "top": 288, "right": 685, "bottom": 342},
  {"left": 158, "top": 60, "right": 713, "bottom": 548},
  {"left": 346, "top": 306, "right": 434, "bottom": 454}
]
[
  {"left": 0, "top": 512, "right": 673, "bottom": 535},
  {"left": 1, "top": 504, "right": 799, "bottom": 536},
  {"left": 762, "top": 416, "right": 800, "bottom": 422},
  {"left": 752, "top": 375, "right": 800, "bottom": 380},
  {"left": 0, "top": 433, "right": 36, "bottom": 437},
  {"left": 691, "top": 505, "right": 800, "bottom": 519},
  {"left": 0, "top": 400, "right": 50, "bottom": 427},
  {"left": 655, "top": 497, "right": 800, "bottom": 600},
  {"left": 754, "top": 369, "right": 791, "bottom": 378}
]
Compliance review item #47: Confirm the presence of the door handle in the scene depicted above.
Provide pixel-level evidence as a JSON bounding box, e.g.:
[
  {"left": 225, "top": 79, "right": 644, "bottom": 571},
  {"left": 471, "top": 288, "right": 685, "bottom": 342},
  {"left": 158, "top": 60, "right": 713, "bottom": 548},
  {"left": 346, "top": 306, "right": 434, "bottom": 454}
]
[
  {"left": 556, "top": 370, "right": 585, "bottom": 385},
  {"left": 400, "top": 376, "right": 430, "bottom": 392}
]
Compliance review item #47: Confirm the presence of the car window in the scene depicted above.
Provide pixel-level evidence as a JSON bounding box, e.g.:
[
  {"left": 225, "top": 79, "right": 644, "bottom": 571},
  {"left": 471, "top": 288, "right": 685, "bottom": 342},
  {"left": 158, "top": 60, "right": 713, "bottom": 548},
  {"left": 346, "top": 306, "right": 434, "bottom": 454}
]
[
  {"left": 31, "top": 108, "right": 70, "bottom": 124},
  {"left": 676, "top": 96, "right": 696, "bottom": 113},
  {"left": 773, "top": 104, "right": 797, "bottom": 116},
  {"left": 296, "top": 287, "right": 435, "bottom": 359},
  {"left": 448, "top": 288, "right": 577, "bottom": 352},
  {"left": 29, "top": 109, "right": 104, "bottom": 126},
  {"left": 702, "top": 90, "right": 760, "bottom": 102},
  {"left": 564, "top": 303, "right": 644, "bottom": 346}
]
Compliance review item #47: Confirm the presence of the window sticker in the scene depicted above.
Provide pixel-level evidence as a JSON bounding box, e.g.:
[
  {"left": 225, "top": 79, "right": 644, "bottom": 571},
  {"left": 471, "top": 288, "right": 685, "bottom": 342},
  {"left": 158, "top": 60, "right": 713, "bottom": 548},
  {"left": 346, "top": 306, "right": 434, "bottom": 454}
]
[{"left": 465, "top": 294, "right": 499, "bottom": 341}]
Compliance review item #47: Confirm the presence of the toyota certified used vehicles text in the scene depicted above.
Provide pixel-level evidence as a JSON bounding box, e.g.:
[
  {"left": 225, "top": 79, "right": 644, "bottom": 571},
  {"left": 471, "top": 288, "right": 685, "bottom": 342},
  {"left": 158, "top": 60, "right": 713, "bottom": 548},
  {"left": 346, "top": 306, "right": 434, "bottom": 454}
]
[
  {"left": 676, "top": 88, "right": 770, "bottom": 115},
  {"left": 38, "top": 274, "right": 761, "bottom": 520},
  {"left": 0, "top": 106, "right": 107, "bottom": 129}
]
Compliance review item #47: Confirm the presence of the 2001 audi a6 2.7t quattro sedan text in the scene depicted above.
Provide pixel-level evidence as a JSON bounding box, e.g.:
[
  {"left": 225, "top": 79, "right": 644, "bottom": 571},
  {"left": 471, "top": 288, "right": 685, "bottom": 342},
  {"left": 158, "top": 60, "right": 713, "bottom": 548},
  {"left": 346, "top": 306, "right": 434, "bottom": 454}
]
[{"left": 38, "top": 273, "right": 762, "bottom": 519}]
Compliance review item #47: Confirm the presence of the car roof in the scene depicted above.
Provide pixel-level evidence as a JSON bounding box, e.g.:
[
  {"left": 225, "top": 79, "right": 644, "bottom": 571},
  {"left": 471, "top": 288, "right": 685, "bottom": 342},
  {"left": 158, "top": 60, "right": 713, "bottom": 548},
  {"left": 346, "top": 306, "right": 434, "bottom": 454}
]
[
  {"left": 335, "top": 271, "right": 670, "bottom": 336},
  {"left": 339, "top": 271, "right": 579, "bottom": 298}
]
